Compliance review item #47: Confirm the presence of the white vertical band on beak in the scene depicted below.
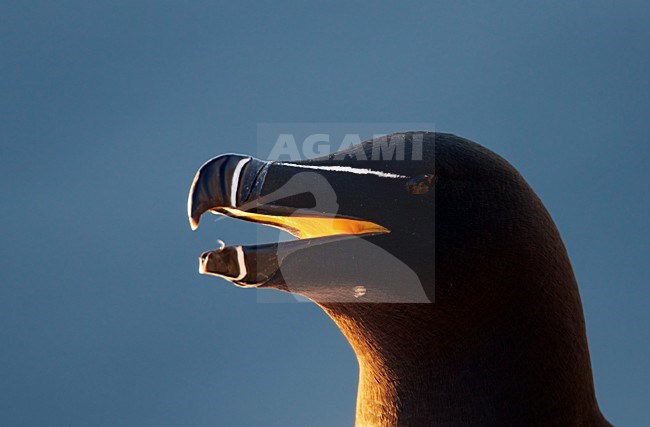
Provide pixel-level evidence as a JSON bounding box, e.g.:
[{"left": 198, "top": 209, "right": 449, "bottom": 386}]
[
  {"left": 230, "top": 157, "right": 251, "bottom": 207},
  {"left": 234, "top": 246, "right": 247, "bottom": 281}
]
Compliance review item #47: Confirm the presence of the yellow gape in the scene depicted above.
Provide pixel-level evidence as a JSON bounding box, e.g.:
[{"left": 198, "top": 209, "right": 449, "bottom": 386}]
[{"left": 221, "top": 207, "right": 389, "bottom": 239}]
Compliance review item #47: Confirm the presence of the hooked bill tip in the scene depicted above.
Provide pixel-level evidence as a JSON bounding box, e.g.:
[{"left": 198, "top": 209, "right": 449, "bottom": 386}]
[{"left": 189, "top": 216, "right": 200, "bottom": 231}]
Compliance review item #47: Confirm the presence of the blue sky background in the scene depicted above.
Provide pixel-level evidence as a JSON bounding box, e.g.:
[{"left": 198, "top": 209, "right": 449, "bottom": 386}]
[{"left": 1, "top": 1, "right": 649, "bottom": 425}]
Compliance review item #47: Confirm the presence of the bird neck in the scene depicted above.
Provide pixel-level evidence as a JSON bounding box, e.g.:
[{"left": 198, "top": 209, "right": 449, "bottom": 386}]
[{"left": 321, "top": 298, "right": 609, "bottom": 427}]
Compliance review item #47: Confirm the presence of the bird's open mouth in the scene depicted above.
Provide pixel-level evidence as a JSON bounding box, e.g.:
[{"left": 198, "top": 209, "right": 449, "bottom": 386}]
[
  {"left": 188, "top": 155, "right": 390, "bottom": 286},
  {"left": 218, "top": 207, "right": 388, "bottom": 240},
  {"left": 194, "top": 208, "right": 389, "bottom": 286}
]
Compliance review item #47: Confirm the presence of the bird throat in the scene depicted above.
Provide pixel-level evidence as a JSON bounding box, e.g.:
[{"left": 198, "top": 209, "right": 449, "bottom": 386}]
[{"left": 320, "top": 299, "right": 608, "bottom": 427}]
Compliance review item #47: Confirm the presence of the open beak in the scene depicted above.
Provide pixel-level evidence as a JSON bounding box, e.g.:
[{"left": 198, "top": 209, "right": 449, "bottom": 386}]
[{"left": 187, "top": 154, "right": 389, "bottom": 285}]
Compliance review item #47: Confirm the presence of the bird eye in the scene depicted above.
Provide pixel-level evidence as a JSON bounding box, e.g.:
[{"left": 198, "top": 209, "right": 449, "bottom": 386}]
[{"left": 406, "top": 174, "right": 436, "bottom": 195}]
